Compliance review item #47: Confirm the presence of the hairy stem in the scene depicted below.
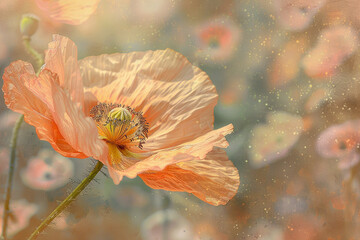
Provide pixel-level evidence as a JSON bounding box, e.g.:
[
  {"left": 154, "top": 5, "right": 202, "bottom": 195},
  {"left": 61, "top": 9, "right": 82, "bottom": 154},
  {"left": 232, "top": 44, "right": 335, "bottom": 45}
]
[
  {"left": 22, "top": 37, "right": 44, "bottom": 73},
  {"left": 1, "top": 115, "right": 24, "bottom": 240},
  {"left": 27, "top": 161, "right": 104, "bottom": 240},
  {"left": 1, "top": 36, "right": 44, "bottom": 240}
]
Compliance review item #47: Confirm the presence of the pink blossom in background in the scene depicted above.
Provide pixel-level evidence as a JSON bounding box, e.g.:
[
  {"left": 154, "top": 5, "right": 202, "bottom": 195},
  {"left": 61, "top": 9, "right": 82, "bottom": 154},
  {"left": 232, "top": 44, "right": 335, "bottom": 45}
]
[
  {"left": 35, "top": 0, "right": 100, "bottom": 25},
  {"left": 273, "top": 0, "right": 327, "bottom": 31},
  {"left": 194, "top": 17, "right": 241, "bottom": 63},
  {"left": 316, "top": 120, "right": 360, "bottom": 169},
  {"left": 21, "top": 149, "right": 74, "bottom": 191},
  {"left": 302, "top": 25, "right": 358, "bottom": 79},
  {"left": 0, "top": 200, "right": 38, "bottom": 237},
  {"left": 141, "top": 209, "right": 194, "bottom": 240},
  {"left": 249, "top": 111, "right": 304, "bottom": 168}
]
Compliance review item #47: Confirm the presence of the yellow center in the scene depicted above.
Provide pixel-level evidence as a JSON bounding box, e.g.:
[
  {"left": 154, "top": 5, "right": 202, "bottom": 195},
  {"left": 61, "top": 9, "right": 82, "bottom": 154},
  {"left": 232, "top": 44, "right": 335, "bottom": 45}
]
[{"left": 90, "top": 103, "right": 148, "bottom": 170}]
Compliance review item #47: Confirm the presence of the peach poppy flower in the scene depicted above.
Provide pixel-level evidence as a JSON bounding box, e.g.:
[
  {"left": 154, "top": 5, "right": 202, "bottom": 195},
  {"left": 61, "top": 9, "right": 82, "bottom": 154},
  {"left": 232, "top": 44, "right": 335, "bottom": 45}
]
[
  {"left": 35, "top": 0, "right": 100, "bottom": 25},
  {"left": 316, "top": 120, "right": 360, "bottom": 169},
  {"left": 2, "top": 35, "right": 239, "bottom": 206}
]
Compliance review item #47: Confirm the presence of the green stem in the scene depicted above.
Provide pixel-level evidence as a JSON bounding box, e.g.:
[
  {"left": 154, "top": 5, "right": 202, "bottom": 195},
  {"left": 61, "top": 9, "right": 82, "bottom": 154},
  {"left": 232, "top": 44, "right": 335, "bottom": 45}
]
[
  {"left": 1, "top": 36, "right": 45, "bottom": 240},
  {"left": 27, "top": 161, "right": 104, "bottom": 240},
  {"left": 22, "top": 37, "right": 44, "bottom": 73},
  {"left": 1, "top": 115, "right": 24, "bottom": 240}
]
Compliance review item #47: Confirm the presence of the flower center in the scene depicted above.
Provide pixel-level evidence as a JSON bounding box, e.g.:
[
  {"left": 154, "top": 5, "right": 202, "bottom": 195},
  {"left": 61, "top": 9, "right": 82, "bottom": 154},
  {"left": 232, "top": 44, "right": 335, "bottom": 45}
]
[{"left": 90, "top": 103, "right": 149, "bottom": 151}]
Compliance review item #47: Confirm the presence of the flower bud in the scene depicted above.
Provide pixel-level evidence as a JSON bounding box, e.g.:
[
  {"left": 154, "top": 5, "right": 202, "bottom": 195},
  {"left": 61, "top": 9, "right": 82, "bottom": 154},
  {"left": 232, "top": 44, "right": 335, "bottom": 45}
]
[{"left": 20, "top": 14, "right": 39, "bottom": 38}]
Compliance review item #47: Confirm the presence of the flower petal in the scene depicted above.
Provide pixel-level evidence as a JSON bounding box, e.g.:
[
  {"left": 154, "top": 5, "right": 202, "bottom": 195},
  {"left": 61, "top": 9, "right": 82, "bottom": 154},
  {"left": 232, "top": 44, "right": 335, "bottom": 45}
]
[
  {"left": 44, "top": 35, "right": 84, "bottom": 107},
  {"left": 107, "top": 124, "right": 233, "bottom": 184},
  {"left": 79, "top": 49, "right": 218, "bottom": 150},
  {"left": 140, "top": 148, "right": 240, "bottom": 206},
  {"left": 2, "top": 60, "right": 84, "bottom": 157},
  {"left": 35, "top": 0, "right": 100, "bottom": 25},
  {"left": 49, "top": 76, "right": 108, "bottom": 163}
]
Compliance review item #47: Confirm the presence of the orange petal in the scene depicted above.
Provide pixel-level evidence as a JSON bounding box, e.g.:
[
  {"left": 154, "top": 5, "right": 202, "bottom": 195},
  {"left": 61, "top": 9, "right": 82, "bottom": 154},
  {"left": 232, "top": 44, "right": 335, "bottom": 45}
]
[
  {"left": 2, "top": 61, "right": 84, "bottom": 158},
  {"left": 107, "top": 124, "right": 233, "bottom": 184},
  {"left": 44, "top": 35, "right": 84, "bottom": 108},
  {"left": 79, "top": 49, "right": 218, "bottom": 150},
  {"left": 49, "top": 75, "right": 108, "bottom": 164},
  {"left": 2, "top": 61, "right": 107, "bottom": 162},
  {"left": 139, "top": 148, "right": 240, "bottom": 206},
  {"left": 35, "top": 0, "right": 100, "bottom": 25}
]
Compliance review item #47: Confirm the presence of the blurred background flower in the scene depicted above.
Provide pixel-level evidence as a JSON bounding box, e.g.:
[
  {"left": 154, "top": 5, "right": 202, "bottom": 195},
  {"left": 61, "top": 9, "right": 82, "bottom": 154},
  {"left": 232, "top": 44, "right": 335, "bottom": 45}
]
[
  {"left": 0, "top": 200, "right": 38, "bottom": 238},
  {"left": 20, "top": 149, "right": 74, "bottom": 191},
  {"left": 248, "top": 111, "right": 304, "bottom": 168}
]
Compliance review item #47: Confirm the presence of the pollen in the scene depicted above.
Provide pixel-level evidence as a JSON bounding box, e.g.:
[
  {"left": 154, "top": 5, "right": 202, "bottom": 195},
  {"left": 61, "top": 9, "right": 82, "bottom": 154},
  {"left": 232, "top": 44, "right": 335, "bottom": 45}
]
[{"left": 89, "top": 103, "right": 149, "bottom": 150}]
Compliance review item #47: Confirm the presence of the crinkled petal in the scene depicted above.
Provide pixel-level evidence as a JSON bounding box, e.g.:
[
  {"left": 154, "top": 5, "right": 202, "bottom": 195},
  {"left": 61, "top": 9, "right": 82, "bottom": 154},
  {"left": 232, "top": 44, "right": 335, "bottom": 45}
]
[
  {"left": 107, "top": 124, "right": 233, "bottom": 184},
  {"left": 79, "top": 49, "right": 218, "bottom": 151},
  {"left": 35, "top": 0, "right": 100, "bottom": 25},
  {"left": 44, "top": 35, "right": 84, "bottom": 107},
  {"left": 2, "top": 60, "right": 85, "bottom": 158},
  {"left": 140, "top": 148, "right": 239, "bottom": 206},
  {"left": 50, "top": 76, "right": 108, "bottom": 163}
]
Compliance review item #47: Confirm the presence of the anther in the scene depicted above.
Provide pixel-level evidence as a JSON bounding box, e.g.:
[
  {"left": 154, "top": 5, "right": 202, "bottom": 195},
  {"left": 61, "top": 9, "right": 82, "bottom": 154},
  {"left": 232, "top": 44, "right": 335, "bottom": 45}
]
[{"left": 90, "top": 103, "right": 149, "bottom": 150}]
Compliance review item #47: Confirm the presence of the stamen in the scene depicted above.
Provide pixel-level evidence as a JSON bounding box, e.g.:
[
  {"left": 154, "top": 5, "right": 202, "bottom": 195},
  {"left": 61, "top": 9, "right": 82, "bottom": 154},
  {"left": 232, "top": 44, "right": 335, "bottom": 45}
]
[{"left": 89, "top": 103, "right": 149, "bottom": 150}]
